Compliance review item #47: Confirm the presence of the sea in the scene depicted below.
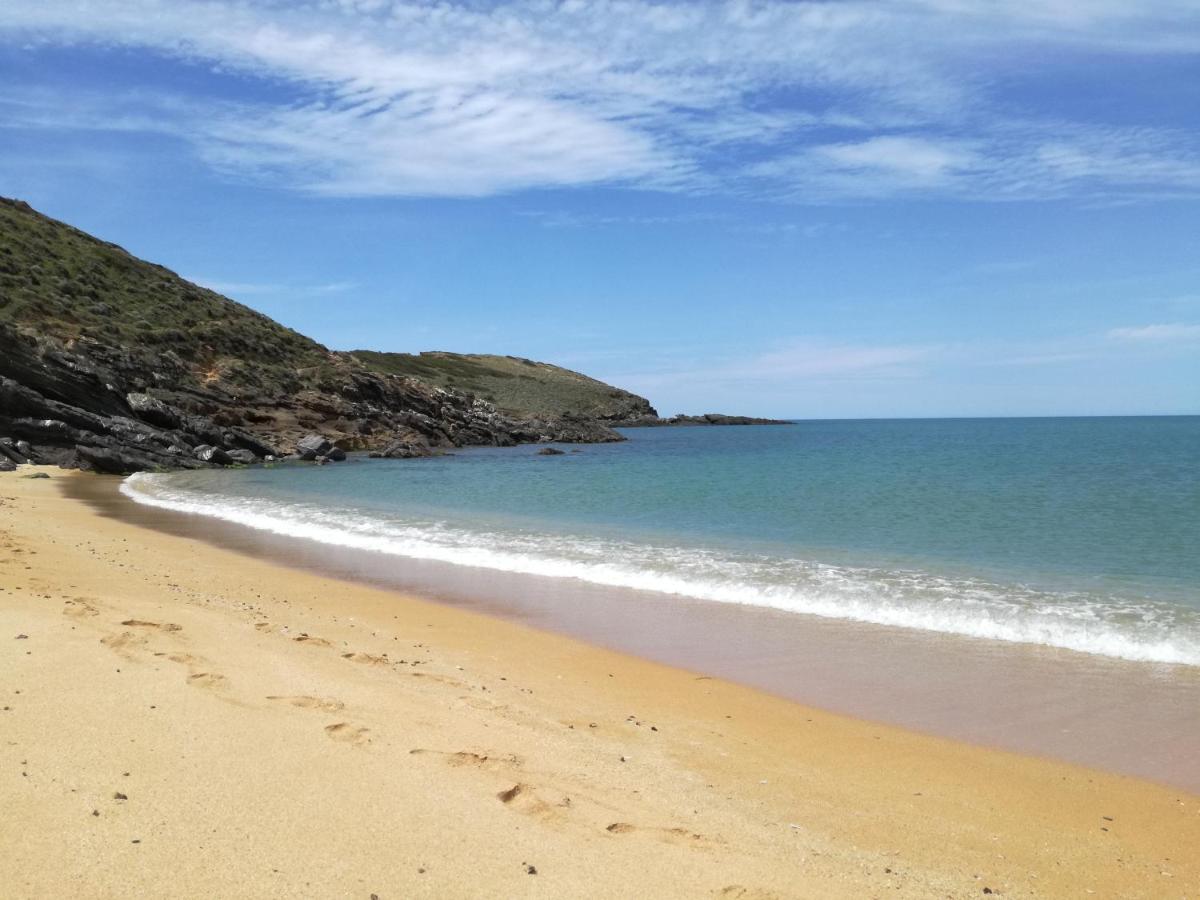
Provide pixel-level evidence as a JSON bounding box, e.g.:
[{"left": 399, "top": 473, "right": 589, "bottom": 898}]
[{"left": 122, "top": 416, "right": 1200, "bottom": 668}]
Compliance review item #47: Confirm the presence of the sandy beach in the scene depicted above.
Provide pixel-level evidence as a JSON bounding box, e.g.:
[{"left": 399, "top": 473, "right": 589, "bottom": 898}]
[{"left": 2, "top": 468, "right": 1198, "bottom": 899}]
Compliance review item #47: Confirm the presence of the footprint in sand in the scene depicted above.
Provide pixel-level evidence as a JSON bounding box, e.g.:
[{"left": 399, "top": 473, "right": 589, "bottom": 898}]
[
  {"left": 293, "top": 635, "right": 334, "bottom": 647},
  {"left": 409, "top": 748, "right": 525, "bottom": 772},
  {"left": 162, "top": 652, "right": 203, "bottom": 666},
  {"left": 100, "top": 631, "right": 149, "bottom": 657},
  {"left": 606, "top": 822, "right": 717, "bottom": 847},
  {"left": 63, "top": 598, "right": 100, "bottom": 618},
  {"left": 121, "top": 619, "right": 182, "bottom": 632},
  {"left": 187, "top": 672, "right": 228, "bottom": 690},
  {"left": 717, "top": 887, "right": 781, "bottom": 900},
  {"left": 341, "top": 651, "right": 390, "bottom": 667},
  {"left": 267, "top": 695, "right": 345, "bottom": 712},
  {"left": 324, "top": 722, "right": 371, "bottom": 745},
  {"left": 494, "top": 783, "right": 566, "bottom": 821}
]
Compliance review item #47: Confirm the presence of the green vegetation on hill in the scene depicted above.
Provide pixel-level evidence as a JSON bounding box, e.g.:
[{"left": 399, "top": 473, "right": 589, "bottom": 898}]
[
  {"left": 0, "top": 198, "right": 334, "bottom": 395},
  {"left": 349, "top": 350, "right": 656, "bottom": 421},
  {"left": 0, "top": 196, "right": 654, "bottom": 422}
]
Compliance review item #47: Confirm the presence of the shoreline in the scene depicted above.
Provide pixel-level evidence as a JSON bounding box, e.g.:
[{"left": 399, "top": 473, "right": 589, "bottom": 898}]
[
  {"left": 2, "top": 467, "right": 1198, "bottom": 897},
  {"left": 100, "top": 469, "right": 1200, "bottom": 794}
]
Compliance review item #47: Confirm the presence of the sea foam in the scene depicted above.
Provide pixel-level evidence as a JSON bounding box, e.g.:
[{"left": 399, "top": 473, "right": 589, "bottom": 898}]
[{"left": 121, "top": 472, "right": 1200, "bottom": 667}]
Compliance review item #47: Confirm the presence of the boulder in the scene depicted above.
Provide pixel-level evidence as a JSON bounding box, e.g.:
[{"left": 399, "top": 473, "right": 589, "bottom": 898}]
[
  {"left": 296, "top": 434, "right": 334, "bottom": 458},
  {"left": 537, "top": 447, "right": 566, "bottom": 456},
  {"left": 379, "top": 432, "right": 435, "bottom": 459},
  {"left": 226, "top": 448, "right": 258, "bottom": 465},
  {"left": 0, "top": 458, "right": 15, "bottom": 472},
  {"left": 125, "top": 392, "right": 182, "bottom": 430},
  {"left": 0, "top": 438, "right": 27, "bottom": 464},
  {"left": 193, "top": 445, "right": 232, "bottom": 465},
  {"left": 74, "top": 444, "right": 164, "bottom": 475}
]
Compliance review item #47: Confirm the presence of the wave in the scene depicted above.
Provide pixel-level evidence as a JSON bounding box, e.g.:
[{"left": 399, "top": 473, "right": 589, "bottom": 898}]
[{"left": 121, "top": 472, "right": 1200, "bottom": 667}]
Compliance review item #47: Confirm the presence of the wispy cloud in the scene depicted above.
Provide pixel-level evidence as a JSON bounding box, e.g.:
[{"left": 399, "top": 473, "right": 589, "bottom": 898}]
[
  {"left": 188, "top": 277, "right": 359, "bottom": 298},
  {"left": 1107, "top": 322, "right": 1200, "bottom": 342},
  {"left": 608, "top": 339, "right": 937, "bottom": 397},
  {"left": 3, "top": 1, "right": 1200, "bottom": 200}
]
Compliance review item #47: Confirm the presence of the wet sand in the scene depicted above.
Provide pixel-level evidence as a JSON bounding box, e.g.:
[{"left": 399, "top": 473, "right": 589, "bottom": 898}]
[
  {"left": 82, "top": 473, "right": 1200, "bottom": 793},
  {"left": 3, "top": 468, "right": 1199, "bottom": 898}
]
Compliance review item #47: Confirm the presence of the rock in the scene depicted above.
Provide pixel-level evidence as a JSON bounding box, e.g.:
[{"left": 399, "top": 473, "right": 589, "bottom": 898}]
[
  {"left": 21, "top": 472, "right": 50, "bottom": 479},
  {"left": 0, "top": 440, "right": 27, "bottom": 464},
  {"left": 15, "top": 440, "right": 35, "bottom": 459},
  {"left": 379, "top": 430, "right": 435, "bottom": 459},
  {"left": 615, "top": 413, "right": 793, "bottom": 427},
  {"left": 125, "top": 393, "right": 182, "bottom": 430},
  {"left": 75, "top": 445, "right": 165, "bottom": 474},
  {"left": 193, "top": 445, "right": 232, "bottom": 465},
  {"left": 296, "top": 434, "right": 334, "bottom": 458},
  {"left": 537, "top": 447, "right": 566, "bottom": 455},
  {"left": 224, "top": 428, "right": 276, "bottom": 458},
  {"left": 0, "top": 458, "right": 15, "bottom": 472},
  {"left": 226, "top": 448, "right": 257, "bottom": 465},
  {"left": 326, "top": 445, "right": 347, "bottom": 462}
]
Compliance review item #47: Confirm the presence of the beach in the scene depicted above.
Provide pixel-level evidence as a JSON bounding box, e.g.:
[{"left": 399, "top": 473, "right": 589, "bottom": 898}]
[{"left": 2, "top": 468, "right": 1198, "bottom": 899}]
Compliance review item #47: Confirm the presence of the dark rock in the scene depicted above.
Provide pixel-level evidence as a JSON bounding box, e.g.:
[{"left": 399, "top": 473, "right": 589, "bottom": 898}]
[
  {"left": 193, "top": 445, "right": 232, "bottom": 465},
  {"left": 21, "top": 472, "right": 50, "bottom": 479},
  {"left": 0, "top": 438, "right": 27, "bottom": 464},
  {"left": 296, "top": 434, "right": 334, "bottom": 458},
  {"left": 537, "top": 447, "right": 566, "bottom": 455},
  {"left": 126, "top": 393, "right": 182, "bottom": 430},
  {"left": 224, "top": 428, "right": 276, "bottom": 459},
  {"left": 375, "top": 427, "right": 437, "bottom": 459},
  {"left": 226, "top": 448, "right": 258, "bottom": 465},
  {"left": 75, "top": 445, "right": 165, "bottom": 475},
  {"left": 615, "top": 412, "right": 792, "bottom": 427},
  {"left": 0, "top": 458, "right": 15, "bottom": 472}
]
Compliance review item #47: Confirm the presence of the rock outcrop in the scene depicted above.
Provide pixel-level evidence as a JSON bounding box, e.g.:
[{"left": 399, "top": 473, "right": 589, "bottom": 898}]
[
  {"left": 613, "top": 413, "right": 793, "bottom": 427},
  {"left": 0, "top": 197, "right": 782, "bottom": 475},
  {"left": 0, "top": 322, "right": 622, "bottom": 474},
  {"left": 0, "top": 198, "right": 623, "bottom": 474}
]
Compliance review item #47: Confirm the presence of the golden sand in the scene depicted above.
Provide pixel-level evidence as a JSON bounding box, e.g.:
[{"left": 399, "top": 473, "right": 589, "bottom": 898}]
[{"left": 1, "top": 468, "right": 1196, "bottom": 898}]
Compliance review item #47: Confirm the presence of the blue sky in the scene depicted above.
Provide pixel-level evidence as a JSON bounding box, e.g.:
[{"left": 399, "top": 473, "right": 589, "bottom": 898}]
[{"left": 1, "top": 1, "right": 1198, "bottom": 417}]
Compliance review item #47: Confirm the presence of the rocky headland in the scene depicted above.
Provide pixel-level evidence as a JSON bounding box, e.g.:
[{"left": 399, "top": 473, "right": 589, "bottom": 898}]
[{"left": 0, "top": 198, "right": 785, "bottom": 475}]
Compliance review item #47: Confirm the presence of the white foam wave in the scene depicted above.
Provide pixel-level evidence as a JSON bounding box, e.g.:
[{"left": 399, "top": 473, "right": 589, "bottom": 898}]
[{"left": 121, "top": 472, "right": 1200, "bottom": 667}]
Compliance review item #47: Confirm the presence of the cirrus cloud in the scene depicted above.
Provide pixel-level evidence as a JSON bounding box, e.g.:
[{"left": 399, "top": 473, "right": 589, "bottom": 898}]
[{"left": 2, "top": 0, "right": 1199, "bottom": 200}]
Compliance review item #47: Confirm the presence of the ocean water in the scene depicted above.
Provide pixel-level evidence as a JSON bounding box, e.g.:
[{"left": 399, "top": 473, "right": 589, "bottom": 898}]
[{"left": 122, "top": 417, "right": 1200, "bottom": 666}]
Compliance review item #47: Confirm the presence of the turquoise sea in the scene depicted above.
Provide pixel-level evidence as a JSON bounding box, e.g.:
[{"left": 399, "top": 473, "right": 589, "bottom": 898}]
[{"left": 123, "top": 416, "right": 1200, "bottom": 666}]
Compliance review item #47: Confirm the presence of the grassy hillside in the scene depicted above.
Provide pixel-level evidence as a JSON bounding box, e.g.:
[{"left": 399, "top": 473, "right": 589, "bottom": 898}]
[
  {"left": 0, "top": 197, "right": 654, "bottom": 422},
  {"left": 0, "top": 198, "right": 335, "bottom": 395},
  {"left": 350, "top": 350, "right": 656, "bottom": 420}
]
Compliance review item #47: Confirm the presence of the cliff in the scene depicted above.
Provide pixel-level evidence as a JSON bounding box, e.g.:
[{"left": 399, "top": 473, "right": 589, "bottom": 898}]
[
  {"left": 0, "top": 198, "right": 623, "bottom": 473},
  {"left": 349, "top": 351, "right": 657, "bottom": 423}
]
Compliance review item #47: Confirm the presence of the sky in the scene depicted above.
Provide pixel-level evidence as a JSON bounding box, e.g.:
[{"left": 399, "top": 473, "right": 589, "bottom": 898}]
[{"left": 1, "top": 1, "right": 1198, "bottom": 418}]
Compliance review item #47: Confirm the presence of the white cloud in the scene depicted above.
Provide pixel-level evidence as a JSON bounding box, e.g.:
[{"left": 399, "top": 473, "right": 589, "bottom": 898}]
[
  {"left": 1107, "top": 323, "right": 1200, "bottom": 342},
  {"left": 609, "top": 339, "right": 936, "bottom": 396},
  {"left": 188, "top": 277, "right": 359, "bottom": 298},
  {"left": 3, "top": 1, "right": 1199, "bottom": 199}
]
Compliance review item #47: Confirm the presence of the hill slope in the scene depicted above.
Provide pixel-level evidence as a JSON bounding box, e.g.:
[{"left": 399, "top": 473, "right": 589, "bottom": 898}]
[
  {"left": 350, "top": 351, "right": 656, "bottom": 422},
  {"left": 0, "top": 199, "right": 335, "bottom": 397},
  {"left": 0, "top": 198, "right": 623, "bottom": 473}
]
